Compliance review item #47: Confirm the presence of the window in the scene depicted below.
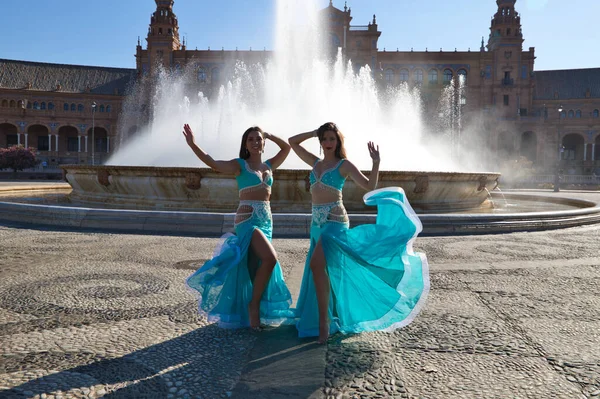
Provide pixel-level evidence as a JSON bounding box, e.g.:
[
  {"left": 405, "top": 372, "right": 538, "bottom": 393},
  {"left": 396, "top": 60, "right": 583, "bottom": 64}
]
[
  {"left": 428, "top": 69, "right": 438, "bottom": 84},
  {"left": 40, "top": 102, "right": 46, "bottom": 110},
  {"left": 443, "top": 69, "right": 453, "bottom": 84},
  {"left": 414, "top": 69, "right": 423, "bottom": 84},
  {"left": 399, "top": 69, "right": 409, "bottom": 83},
  {"left": 485, "top": 65, "right": 492, "bottom": 79},
  {"left": 78, "top": 104, "right": 84, "bottom": 112},
  {"left": 457, "top": 69, "right": 467, "bottom": 84},
  {"left": 6, "top": 134, "right": 18, "bottom": 147},
  {"left": 575, "top": 110, "right": 582, "bottom": 118},
  {"left": 10, "top": 100, "right": 16, "bottom": 107},
  {"left": 562, "top": 146, "right": 576, "bottom": 160},
  {"left": 211, "top": 68, "right": 220, "bottom": 83},
  {"left": 197, "top": 68, "right": 207, "bottom": 83},
  {"left": 384, "top": 69, "right": 394, "bottom": 84},
  {"left": 519, "top": 108, "right": 528, "bottom": 116},
  {"left": 48, "top": 102, "right": 54, "bottom": 110},
  {"left": 560, "top": 111, "right": 566, "bottom": 119},
  {"left": 106, "top": 105, "right": 111, "bottom": 113},
  {"left": 100, "top": 105, "right": 105, "bottom": 113},
  {"left": 503, "top": 95, "right": 509, "bottom": 106},
  {"left": 330, "top": 33, "right": 341, "bottom": 48},
  {"left": 33, "top": 102, "right": 39, "bottom": 109},
  {"left": 1, "top": 100, "right": 7, "bottom": 107},
  {"left": 70, "top": 103, "right": 76, "bottom": 111},
  {"left": 593, "top": 109, "right": 599, "bottom": 118},
  {"left": 67, "top": 137, "right": 79, "bottom": 152},
  {"left": 38, "top": 136, "right": 49, "bottom": 151},
  {"left": 521, "top": 65, "right": 528, "bottom": 79},
  {"left": 568, "top": 110, "right": 574, "bottom": 118},
  {"left": 95, "top": 137, "right": 108, "bottom": 153},
  {"left": 64, "top": 103, "right": 69, "bottom": 111}
]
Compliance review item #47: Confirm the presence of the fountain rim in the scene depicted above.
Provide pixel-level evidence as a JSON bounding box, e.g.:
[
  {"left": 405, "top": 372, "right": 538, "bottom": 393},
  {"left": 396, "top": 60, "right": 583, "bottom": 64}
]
[
  {"left": 1, "top": 186, "right": 599, "bottom": 236},
  {"left": 59, "top": 164, "right": 502, "bottom": 178}
]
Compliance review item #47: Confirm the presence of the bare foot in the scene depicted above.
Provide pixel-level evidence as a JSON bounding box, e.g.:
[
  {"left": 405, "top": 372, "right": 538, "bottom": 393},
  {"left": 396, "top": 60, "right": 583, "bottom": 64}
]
[
  {"left": 317, "top": 322, "right": 329, "bottom": 344},
  {"left": 248, "top": 302, "right": 261, "bottom": 331}
]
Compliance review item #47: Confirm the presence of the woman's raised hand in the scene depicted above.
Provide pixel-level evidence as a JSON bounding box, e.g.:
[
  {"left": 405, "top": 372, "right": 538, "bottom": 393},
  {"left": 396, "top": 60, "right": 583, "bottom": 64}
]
[
  {"left": 368, "top": 141, "right": 380, "bottom": 163},
  {"left": 182, "top": 124, "right": 196, "bottom": 147}
]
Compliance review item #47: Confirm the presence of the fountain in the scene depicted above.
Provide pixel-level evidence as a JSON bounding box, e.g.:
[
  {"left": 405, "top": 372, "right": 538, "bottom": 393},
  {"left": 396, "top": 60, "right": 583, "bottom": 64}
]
[
  {"left": 2, "top": 0, "right": 599, "bottom": 235},
  {"left": 62, "top": 0, "right": 500, "bottom": 214}
]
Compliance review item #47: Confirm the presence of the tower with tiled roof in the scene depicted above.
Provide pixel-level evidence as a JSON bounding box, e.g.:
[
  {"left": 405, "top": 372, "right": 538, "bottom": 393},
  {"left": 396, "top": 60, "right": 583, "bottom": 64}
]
[{"left": 137, "top": 0, "right": 181, "bottom": 75}]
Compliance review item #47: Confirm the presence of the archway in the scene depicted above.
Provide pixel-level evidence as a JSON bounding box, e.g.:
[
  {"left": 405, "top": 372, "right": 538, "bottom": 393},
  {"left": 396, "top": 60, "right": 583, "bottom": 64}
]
[
  {"left": 561, "top": 133, "right": 584, "bottom": 161},
  {"left": 58, "top": 126, "right": 80, "bottom": 153},
  {"left": 520, "top": 131, "right": 537, "bottom": 162},
  {"left": 27, "top": 124, "right": 51, "bottom": 151},
  {"left": 88, "top": 127, "right": 109, "bottom": 153},
  {"left": 0, "top": 123, "right": 18, "bottom": 148}
]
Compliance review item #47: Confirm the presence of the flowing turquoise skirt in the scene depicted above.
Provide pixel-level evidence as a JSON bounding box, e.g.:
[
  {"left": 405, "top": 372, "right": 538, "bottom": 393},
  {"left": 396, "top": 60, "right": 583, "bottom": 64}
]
[
  {"left": 294, "top": 187, "right": 430, "bottom": 337},
  {"left": 186, "top": 202, "right": 292, "bottom": 328}
]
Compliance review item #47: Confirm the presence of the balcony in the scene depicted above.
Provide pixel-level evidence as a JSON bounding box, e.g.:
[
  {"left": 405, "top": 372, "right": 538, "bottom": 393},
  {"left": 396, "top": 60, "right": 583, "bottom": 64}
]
[
  {"left": 501, "top": 78, "right": 514, "bottom": 86},
  {"left": 349, "top": 25, "right": 369, "bottom": 31}
]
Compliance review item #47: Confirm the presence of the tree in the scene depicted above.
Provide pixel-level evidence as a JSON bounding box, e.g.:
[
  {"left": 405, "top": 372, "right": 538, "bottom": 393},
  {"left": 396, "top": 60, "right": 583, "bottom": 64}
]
[{"left": 0, "top": 145, "right": 40, "bottom": 177}]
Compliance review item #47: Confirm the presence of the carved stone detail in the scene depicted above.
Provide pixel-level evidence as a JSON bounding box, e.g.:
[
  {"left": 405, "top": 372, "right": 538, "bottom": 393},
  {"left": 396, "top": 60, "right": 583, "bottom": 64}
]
[
  {"left": 185, "top": 172, "right": 202, "bottom": 190},
  {"left": 414, "top": 175, "right": 429, "bottom": 194},
  {"left": 97, "top": 169, "right": 110, "bottom": 187},
  {"left": 477, "top": 175, "right": 488, "bottom": 191}
]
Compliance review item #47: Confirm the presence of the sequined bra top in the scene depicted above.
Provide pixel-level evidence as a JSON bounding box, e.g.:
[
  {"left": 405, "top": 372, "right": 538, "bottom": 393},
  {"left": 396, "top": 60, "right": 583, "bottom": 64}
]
[
  {"left": 235, "top": 158, "right": 273, "bottom": 196},
  {"left": 309, "top": 159, "right": 346, "bottom": 194}
]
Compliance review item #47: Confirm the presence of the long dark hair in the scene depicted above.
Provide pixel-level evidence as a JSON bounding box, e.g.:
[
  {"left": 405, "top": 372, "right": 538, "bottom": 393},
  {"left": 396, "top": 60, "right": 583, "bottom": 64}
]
[
  {"left": 317, "top": 122, "right": 347, "bottom": 159},
  {"left": 239, "top": 126, "right": 265, "bottom": 159}
]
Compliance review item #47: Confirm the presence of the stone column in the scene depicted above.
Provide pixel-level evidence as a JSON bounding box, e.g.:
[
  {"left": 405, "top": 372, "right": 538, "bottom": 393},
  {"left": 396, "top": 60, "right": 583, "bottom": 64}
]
[
  {"left": 78, "top": 136, "right": 81, "bottom": 152},
  {"left": 107, "top": 137, "right": 110, "bottom": 153},
  {"left": 24, "top": 134, "right": 28, "bottom": 148},
  {"left": 55, "top": 134, "right": 59, "bottom": 152},
  {"left": 584, "top": 143, "right": 588, "bottom": 161},
  {"left": 48, "top": 134, "right": 52, "bottom": 151},
  {"left": 84, "top": 136, "right": 88, "bottom": 152},
  {"left": 592, "top": 144, "right": 596, "bottom": 162},
  {"left": 17, "top": 133, "right": 21, "bottom": 146}
]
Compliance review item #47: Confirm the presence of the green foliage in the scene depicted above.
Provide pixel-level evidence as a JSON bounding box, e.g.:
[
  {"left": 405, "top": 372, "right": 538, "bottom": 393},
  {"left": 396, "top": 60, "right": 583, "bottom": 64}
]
[{"left": 0, "top": 145, "right": 40, "bottom": 173}]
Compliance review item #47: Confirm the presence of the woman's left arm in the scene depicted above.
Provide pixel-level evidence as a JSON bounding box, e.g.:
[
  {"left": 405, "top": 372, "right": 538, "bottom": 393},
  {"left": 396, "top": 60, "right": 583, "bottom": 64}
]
[
  {"left": 265, "top": 132, "right": 291, "bottom": 169},
  {"left": 343, "top": 141, "right": 380, "bottom": 191}
]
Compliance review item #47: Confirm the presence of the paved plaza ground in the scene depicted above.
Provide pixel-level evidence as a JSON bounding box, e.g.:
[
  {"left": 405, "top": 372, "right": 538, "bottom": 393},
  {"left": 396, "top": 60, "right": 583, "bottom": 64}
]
[{"left": 0, "top": 190, "right": 599, "bottom": 398}]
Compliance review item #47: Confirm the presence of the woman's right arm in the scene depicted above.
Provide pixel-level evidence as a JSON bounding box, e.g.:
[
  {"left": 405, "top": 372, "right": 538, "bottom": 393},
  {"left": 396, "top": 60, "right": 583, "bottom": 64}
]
[
  {"left": 288, "top": 130, "right": 320, "bottom": 167},
  {"left": 182, "top": 124, "right": 240, "bottom": 174}
]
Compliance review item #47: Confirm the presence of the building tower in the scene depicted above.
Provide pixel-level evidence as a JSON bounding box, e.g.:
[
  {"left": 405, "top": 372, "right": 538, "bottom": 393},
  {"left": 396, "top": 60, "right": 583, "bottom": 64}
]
[
  {"left": 487, "top": 0, "right": 534, "bottom": 118},
  {"left": 136, "top": 0, "right": 181, "bottom": 75}
]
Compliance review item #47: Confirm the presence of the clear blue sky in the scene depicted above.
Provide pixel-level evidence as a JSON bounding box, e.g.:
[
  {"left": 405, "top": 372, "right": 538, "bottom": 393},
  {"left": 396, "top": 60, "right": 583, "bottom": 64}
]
[{"left": 2, "top": 0, "right": 598, "bottom": 71}]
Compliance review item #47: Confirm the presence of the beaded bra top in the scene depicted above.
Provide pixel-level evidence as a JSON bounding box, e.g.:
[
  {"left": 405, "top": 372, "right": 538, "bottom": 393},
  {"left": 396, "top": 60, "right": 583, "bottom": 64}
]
[
  {"left": 235, "top": 158, "right": 273, "bottom": 196},
  {"left": 309, "top": 159, "right": 346, "bottom": 194}
]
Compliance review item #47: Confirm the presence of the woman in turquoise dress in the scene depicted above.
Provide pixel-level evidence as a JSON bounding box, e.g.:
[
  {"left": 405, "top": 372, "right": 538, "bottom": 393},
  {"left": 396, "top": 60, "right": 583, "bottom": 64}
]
[
  {"left": 183, "top": 124, "right": 292, "bottom": 330},
  {"left": 289, "top": 122, "right": 429, "bottom": 343}
]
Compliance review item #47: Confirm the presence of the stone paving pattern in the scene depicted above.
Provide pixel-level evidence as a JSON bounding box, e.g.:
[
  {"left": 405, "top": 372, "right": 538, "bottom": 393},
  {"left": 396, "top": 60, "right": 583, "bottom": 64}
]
[{"left": 0, "top": 198, "right": 599, "bottom": 398}]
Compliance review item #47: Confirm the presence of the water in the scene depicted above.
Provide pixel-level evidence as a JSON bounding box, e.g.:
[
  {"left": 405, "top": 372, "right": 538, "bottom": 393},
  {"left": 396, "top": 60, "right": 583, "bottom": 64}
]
[
  {"left": 0, "top": 191, "right": 584, "bottom": 214},
  {"left": 108, "top": 0, "right": 478, "bottom": 172}
]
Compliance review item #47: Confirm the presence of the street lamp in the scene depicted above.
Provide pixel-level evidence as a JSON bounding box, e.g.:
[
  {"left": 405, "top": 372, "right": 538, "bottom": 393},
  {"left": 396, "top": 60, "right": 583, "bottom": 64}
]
[
  {"left": 91, "top": 102, "right": 97, "bottom": 165},
  {"left": 554, "top": 105, "right": 563, "bottom": 192}
]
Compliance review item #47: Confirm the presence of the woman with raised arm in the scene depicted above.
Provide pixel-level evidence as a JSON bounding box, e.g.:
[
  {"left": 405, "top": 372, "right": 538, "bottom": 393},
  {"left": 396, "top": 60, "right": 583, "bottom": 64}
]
[
  {"left": 184, "top": 124, "right": 292, "bottom": 330},
  {"left": 289, "top": 122, "right": 429, "bottom": 343}
]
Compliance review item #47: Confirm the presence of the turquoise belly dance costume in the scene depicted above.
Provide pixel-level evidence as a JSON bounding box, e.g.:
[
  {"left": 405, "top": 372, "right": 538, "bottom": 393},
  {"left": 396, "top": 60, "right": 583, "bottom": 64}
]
[
  {"left": 294, "top": 159, "right": 429, "bottom": 337},
  {"left": 186, "top": 159, "right": 292, "bottom": 328}
]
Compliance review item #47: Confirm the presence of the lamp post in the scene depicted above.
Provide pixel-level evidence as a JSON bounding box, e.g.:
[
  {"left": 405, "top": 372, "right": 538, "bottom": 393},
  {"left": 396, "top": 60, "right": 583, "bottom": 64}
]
[
  {"left": 554, "top": 105, "right": 563, "bottom": 192},
  {"left": 91, "top": 102, "right": 97, "bottom": 165}
]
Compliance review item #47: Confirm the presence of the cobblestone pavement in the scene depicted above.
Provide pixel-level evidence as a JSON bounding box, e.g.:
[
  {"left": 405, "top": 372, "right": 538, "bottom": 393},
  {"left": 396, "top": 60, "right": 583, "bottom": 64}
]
[{"left": 0, "top": 217, "right": 599, "bottom": 398}]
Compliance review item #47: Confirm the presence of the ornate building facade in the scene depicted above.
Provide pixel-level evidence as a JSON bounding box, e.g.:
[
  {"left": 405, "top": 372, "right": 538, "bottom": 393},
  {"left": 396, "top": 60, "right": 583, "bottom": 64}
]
[{"left": 1, "top": 0, "right": 599, "bottom": 175}]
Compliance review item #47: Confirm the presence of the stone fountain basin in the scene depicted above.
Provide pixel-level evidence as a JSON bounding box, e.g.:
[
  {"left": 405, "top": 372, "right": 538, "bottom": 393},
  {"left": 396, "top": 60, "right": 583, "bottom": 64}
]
[{"left": 61, "top": 165, "right": 501, "bottom": 213}]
